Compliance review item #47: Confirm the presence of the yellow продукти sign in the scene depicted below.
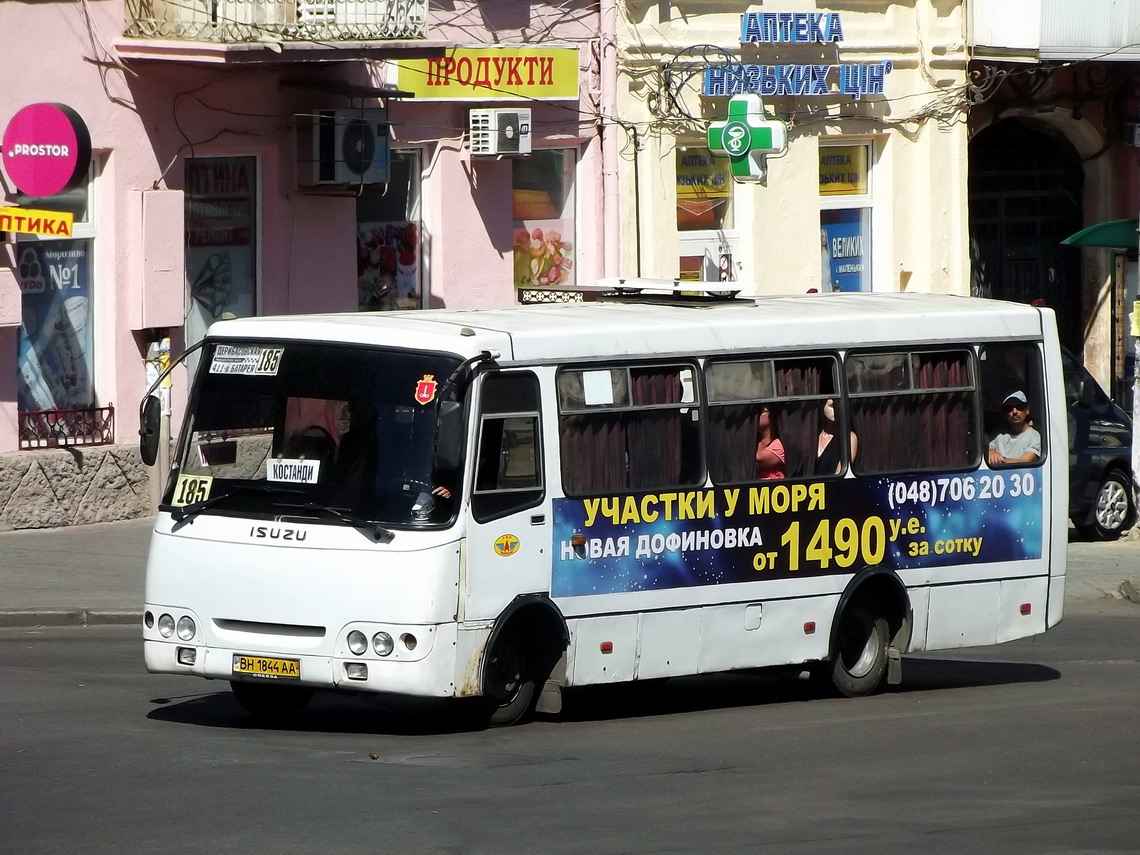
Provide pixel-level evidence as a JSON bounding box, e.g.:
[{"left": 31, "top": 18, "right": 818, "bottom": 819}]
[
  {"left": 393, "top": 47, "right": 580, "bottom": 101},
  {"left": 0, "top": 206, "right": 74, "bottom": 237}
]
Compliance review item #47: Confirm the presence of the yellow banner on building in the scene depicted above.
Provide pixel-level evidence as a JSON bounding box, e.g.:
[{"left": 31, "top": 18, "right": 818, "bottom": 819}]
[
  {"left": 0, "top": 206, "right": 74, "bottom": 237},
  {"left": 394, "top": 47, "right": 580, "bottom": 101},
  {"left": 676, "top": 150, "right": 732, "bottom": 201},
  {"left": 819, "top": 145, "right": 869, "bottom": 196}
]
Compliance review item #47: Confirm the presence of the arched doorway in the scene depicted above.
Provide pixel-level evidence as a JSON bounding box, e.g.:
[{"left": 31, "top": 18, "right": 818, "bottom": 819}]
[{"left": 969, "top": 118, "right": 1083, "bottom": 351}]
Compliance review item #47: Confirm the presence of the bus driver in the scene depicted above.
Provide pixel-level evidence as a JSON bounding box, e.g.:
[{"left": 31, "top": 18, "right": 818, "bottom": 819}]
[{"left": 987, "top": 390, "right": 1041, "bottom": 465}]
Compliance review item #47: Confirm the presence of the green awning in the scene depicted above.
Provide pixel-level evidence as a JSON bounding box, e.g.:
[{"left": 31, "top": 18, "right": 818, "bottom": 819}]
[{"left": 1061, "top": 218, "right": 1139, "bottom": 248}]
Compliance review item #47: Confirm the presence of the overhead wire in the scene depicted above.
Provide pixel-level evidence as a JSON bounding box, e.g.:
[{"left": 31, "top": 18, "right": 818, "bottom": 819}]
[{"left": 84, "top": 0, "right": 1140, "bottom": 173}]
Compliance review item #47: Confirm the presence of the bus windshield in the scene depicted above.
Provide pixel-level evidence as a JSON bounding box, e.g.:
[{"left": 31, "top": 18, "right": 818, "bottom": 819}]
[{"left": 168, "top": 340, "right": 462, "bottom": 528}]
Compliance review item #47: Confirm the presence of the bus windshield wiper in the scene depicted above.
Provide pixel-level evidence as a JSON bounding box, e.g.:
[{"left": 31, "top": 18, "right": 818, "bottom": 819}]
[
  {"left": 276, "top": 502, "right": 395, "bottom": 543},
  {"left": 170, "top": 484, "right": 303, "bottom": 524}
]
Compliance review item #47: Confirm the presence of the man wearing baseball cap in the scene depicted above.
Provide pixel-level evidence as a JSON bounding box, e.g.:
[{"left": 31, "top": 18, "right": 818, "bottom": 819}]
[{"left": 987, "top": 390, "right": 1042, "bottom": 465}]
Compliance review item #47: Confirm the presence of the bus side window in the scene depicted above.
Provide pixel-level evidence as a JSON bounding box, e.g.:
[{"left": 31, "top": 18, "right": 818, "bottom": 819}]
[
  {"left": 707, "top": 355, "right": 841, "bottom": 482},
  {"left": 558, "top": 363, "right": 703, "bottom": 494},
  {"left": 978, "top": 342, "right": 1047, "bottom": 467},
  {"left": 846, "top": 349, "right": 978, "bottom": 475},
  {"left": 472, "top": 372, "right": 544, "bottom": 523}
]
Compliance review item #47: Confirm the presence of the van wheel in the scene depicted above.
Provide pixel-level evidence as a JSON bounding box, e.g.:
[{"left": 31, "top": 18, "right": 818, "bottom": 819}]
[
  {"left": 830, "top": 606, "right": 889, "bottom": 698},
  {"left": 1078, "top": 470, "right": 1135, "bottom": 541},
  {"left": 482, "top": 631, "right": 537, "bottom": 727},
  {"left": 230, "top": 681, "right": 313, "bottom": 719}
]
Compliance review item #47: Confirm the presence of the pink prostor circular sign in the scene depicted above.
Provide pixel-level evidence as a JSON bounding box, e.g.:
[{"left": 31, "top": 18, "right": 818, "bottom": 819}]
[{"left": 2, "top": 103, "right": 92, "bottom": 198}]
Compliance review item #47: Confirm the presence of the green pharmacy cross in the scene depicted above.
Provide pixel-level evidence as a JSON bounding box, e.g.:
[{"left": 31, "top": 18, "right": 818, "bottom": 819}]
[{"left": 707, "top": 94, "right": 789, "bottom": 183}]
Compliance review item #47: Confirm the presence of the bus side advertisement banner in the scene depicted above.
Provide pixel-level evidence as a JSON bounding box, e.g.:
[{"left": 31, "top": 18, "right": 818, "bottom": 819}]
[{"left": 551, "top": 470, "right": 1042, "bottom": 597}]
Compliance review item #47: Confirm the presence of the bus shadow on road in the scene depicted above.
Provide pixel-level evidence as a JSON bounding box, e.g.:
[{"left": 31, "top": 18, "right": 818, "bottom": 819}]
[
  {"left": 889, "top": 656, "right": 1060, "bottom": 693},
  {"left": 554, "top": 658, "right": 1061, "bottom": 723},
  {"left": 146, "top": 689, "right": 486, "bottom": 735},
  {"left": 145, "top": 657, "right": 1060, "bottom": 733}
]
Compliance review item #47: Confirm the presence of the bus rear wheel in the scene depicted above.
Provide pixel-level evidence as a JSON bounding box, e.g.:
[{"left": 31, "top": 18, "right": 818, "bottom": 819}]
[
  {"left": 230, "top": 680, "right": 313, "bottom": 719},
  {"left": 830, "top": 605, "right": 889, "bottom": 698},
  {"left": 482, "top": 631, "right": 537, "bottom": 728}
]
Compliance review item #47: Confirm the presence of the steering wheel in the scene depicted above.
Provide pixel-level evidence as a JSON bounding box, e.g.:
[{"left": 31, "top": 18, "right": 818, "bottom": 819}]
[{"left": 283, "top": 424, "right": 335, "bottom": 462}]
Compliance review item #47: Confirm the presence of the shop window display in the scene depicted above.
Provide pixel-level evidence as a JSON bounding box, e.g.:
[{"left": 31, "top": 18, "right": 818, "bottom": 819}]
[
  {"left": 512, "top": 149, "right": 575, "bottom": 292},
  {"left": 819, "top": 142, "right": 873, "bottom": 292},
  {"left": 185, "top": 156, "right": 258, "bottom": 343},
  {"left": 357, "top": 150, "right": 423, "bottom": 311},
  {"left": 17, "top": 239, "right": 93, "bottom": 412},
  {"left": 15, "top": 166, "right": 105, "bottom": 447},
  {"left": 676, "top": 143, "right": 735, "bottom": 281}
]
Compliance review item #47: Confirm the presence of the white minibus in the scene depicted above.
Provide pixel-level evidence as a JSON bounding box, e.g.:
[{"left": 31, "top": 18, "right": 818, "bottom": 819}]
[{"left": 141, "top": 285, "right": 1067, "bottom": 726}]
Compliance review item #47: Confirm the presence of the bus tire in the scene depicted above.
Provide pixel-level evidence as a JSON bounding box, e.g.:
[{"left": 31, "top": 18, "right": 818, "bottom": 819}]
[
  {"left": 830, "top": 605, "right": 890, "bottom": 698},
  {"left": 482, "top": 630, "right": 537, "bottom": 728},
  {"left": 230, "top": 680, "right": 313, "bottom": 719}
]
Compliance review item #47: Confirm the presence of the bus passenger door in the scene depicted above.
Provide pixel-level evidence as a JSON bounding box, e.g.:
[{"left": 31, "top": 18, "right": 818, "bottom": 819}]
[{"left": 463, "top": 371, "right": 551, "bottom": 622}]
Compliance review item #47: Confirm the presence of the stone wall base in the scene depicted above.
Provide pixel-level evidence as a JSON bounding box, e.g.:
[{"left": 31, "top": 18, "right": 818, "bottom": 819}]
[{"left": 0, "top": 445, "right": 153, "bottom": 530}]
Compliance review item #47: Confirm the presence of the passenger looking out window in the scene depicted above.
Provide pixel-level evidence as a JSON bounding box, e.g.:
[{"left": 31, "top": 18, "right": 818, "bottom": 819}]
[
  {"left": 816, "top": 397, "right": 857, "bottom": 475},
  {"left": 987, "top": 390, "right": 1041, "bottom": 466},
  {"left": 978, "top": 342, "right": 1047, "bottom": 468},
  {"left": 755, "top": 406, "right": 786, "bottom": 479}
]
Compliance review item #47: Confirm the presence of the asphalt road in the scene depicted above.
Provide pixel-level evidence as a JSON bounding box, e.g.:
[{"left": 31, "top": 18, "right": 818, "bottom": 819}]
[{"left": 2, "top": 601, "right": 1138, "bottom": 855}]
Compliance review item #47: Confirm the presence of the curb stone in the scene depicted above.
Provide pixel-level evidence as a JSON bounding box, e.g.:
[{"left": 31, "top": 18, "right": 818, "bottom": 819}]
[{"left": 0, "top": 609, "right": 143, "bottom": 628}]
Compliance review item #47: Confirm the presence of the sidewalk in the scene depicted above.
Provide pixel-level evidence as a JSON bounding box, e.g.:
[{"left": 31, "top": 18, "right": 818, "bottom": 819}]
[
  {"left": 0, "top": 516, "right": 154, "bottom": 627},
  {"left": 0, "top": 517, "right": 1137, "bottom": 627}
]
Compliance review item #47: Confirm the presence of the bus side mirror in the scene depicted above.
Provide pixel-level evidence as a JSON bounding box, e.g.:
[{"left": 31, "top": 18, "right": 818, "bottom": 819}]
[
  {"left": 139, "top": 395, "right": 161, "bottom": 467},
  {"left": 434, "top": 400, "right": 464, "bottom": 472},
  {"left": 1079, "top": 377, "right": 1098, "bottom": 408}
]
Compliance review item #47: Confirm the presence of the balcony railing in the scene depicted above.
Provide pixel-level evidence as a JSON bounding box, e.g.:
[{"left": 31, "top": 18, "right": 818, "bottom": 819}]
[
  {"left": 124, "top": 0, "right": 428, "bottom": 44},
  {"left": 19, "top": 406, "right": 115, "bottom": 450}
]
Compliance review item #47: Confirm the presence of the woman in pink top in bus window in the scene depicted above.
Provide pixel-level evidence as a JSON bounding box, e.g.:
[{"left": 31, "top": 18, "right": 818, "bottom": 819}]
[{"left": 755, "top": 406, "right": 786, "bottom": 480}]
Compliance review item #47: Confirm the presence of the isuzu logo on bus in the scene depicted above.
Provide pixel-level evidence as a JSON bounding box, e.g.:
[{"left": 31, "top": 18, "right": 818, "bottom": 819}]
[{"left": 249, "top": 526, "right": 308, "bottom": 541}]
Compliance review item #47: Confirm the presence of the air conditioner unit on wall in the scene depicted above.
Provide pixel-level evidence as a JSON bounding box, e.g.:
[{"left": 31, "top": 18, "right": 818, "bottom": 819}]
[
  {"left": 469, "top": 108, "right": 532, "bottom": 156},
  {"left": 299, "top": 109, "right": 390, "bottom": 187}
]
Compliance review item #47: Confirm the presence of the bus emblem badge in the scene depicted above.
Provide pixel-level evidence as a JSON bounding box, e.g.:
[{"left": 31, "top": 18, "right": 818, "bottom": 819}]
[
  {"left": 414, "top": 374, "right": 438, "bottom": 405},
  {"left": 494, "top": 534, "right": 520, "bottom": 557}
]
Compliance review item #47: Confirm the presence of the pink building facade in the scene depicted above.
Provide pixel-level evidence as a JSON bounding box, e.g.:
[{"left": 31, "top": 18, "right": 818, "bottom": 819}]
[{"left": 0, "top": 0, "right": 612, "bottom": 527}]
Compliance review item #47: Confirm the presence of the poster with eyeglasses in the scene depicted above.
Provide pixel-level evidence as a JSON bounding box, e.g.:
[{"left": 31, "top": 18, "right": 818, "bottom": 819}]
[
  {"left": 185, "top": 157, "right": 256, "bottom": 344},
  {"left": 16, "top": 239, "right": 93, "bottom": 412}
]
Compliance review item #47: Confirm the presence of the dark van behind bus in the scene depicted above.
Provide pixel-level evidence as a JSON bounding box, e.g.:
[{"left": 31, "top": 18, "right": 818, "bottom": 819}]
[{"left": 1063, "top": 349, "right": 1135, "bottom": 540}]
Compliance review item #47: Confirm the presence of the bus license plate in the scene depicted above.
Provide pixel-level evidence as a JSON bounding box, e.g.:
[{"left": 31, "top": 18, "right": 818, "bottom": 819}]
[{"left": 232, "top": 654, "right": 301, "bottom": 680}]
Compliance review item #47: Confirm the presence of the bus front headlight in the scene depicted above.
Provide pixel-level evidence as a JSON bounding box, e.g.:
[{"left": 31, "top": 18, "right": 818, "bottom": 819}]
[
  {"left": 176, "top": 616, "right": 196, "bottom": 641},
  {"left": 347, "top": 630, "right": 368, "bottom": 656},
  {"left": 372, "top": 632, "right": 394, "bottom": 656},
  {"left": 157, "top": 614, "right": 175, "bottom": 638}
]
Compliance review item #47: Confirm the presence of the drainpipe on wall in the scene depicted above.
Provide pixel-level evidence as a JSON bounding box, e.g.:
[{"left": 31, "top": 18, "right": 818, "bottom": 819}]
[{"left": 600, "top": 0, "right": 621, "bottom": 278}]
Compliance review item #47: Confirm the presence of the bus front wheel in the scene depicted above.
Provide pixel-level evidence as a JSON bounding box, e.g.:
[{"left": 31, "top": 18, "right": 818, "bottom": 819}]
[
  {"left": 830, "top": 605, "right": 889, "bottom": 698},
  {"left": 230, "top": 680, "right": 313, "bottom": 719},
  {"left": 482, "top": 631, "right": 537, "bottom": 727}
]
